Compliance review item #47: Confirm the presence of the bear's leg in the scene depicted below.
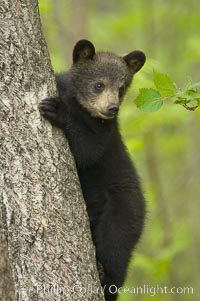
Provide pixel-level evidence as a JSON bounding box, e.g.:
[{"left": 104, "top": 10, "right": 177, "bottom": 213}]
[{"left": 95, "top": 193, "right": 144, "bottom": 301}]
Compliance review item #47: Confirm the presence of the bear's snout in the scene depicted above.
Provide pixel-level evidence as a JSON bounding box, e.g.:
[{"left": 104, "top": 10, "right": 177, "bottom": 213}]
[{"left": 107, "top": 104, "right": 119, "bottom": 116}]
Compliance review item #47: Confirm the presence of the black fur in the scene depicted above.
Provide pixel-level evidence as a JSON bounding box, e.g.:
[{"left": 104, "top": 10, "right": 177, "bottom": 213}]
[{"left": 39, "top": 40, "right": 146, "bottom": 301}]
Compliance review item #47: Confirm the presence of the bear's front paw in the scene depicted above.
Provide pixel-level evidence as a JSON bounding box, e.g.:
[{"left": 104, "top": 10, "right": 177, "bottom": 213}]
[{"left": 39, "top": 97, "right": 64, "bottom": 127}]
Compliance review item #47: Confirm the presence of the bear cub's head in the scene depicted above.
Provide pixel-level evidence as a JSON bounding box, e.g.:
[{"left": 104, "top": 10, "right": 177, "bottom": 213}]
[{"left": 70, "top": 40, "right": 146, "bottom": 120}]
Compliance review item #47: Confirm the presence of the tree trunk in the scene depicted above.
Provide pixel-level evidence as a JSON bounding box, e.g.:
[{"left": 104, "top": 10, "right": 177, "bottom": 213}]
[{"left": 0, "top": 1, "right": 104, "bottom": 301}]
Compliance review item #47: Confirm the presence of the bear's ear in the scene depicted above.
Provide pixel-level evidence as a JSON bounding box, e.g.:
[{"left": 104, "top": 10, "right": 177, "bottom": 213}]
[
  {"left": 73, "top": 40, "right": 95, "bottom": 63},
  {"left": 123, "top": 50, "right": 146, "bottom": 73}
]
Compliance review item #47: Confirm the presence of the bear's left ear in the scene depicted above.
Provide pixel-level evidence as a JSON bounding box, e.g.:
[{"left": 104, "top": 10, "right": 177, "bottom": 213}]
[
  {"left": 123, "top": 50, "right": 146, "bottom": 73},
  {"left": 73, "top": 40, "right": 96, "bottom": 63}
]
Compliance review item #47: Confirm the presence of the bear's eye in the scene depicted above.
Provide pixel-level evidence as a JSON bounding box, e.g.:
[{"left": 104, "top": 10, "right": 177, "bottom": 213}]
[
  {"left": 94, "top": 82, "right": 105, "bottom": 93},
  {"left": 119, "top": 85, "right": 126, "bottom": 98}
]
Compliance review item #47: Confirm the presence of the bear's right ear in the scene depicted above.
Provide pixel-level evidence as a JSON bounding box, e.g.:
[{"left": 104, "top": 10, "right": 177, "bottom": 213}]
[{"left": 73, "top": 40, "right": 95, "bottom": 63}]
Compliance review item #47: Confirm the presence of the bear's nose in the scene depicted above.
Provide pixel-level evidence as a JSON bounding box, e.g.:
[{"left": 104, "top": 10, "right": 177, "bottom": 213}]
[{"left": 107, "top": 104, "right": 119, "bottom": 116}]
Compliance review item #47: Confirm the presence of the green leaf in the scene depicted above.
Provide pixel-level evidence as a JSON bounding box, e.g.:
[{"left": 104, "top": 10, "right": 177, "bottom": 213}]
[
  {"left": 186, "top": 81, "right": 200, "bottom": 90},
  {"left": 176, "top": 90, "right": 200, "bottom": 101},
  {"left": 185, "top": 90, "right": 200, "bottom": 100},
  {"left": 153, "top": 70, "right": 177, "bottom": 97},
  {"left": 135, "top": 88, "right": 163, "bottom": 112},
  {"left": 174, "top": 98, "right": 186, "bottom": 104}
]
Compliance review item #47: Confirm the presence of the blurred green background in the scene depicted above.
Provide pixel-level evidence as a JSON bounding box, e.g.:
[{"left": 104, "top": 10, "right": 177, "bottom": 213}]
[{"left": 39, "top": 1, "right": 200, "bottom": 300}]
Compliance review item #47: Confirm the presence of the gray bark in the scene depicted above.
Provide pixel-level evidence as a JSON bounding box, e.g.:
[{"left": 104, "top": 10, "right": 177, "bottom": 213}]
[{"left": 0, "top": 1, "right": 104, "bottom": 300}]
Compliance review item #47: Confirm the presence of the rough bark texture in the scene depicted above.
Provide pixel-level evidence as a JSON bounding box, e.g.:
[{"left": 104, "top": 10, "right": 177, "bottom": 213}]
[{"left": 0, "top": 1, "right": 104, "bottom": 300}]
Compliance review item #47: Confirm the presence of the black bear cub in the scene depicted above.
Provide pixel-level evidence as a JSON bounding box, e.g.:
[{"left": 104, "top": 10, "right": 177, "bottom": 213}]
[{"left": 39, "top": 40, "right": 146, "bottom": 301}]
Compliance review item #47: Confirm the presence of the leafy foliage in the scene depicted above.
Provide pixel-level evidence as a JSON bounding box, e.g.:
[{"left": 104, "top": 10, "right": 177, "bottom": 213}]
[
  {"left": 135, "top": 70, "right": 200, "bottom": 112},
  {"left": 135, "top": 88, "right": 163, "bottom": 112},
  {"left": 153, "top": 70, "right": 177, "bottom": 97}
]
